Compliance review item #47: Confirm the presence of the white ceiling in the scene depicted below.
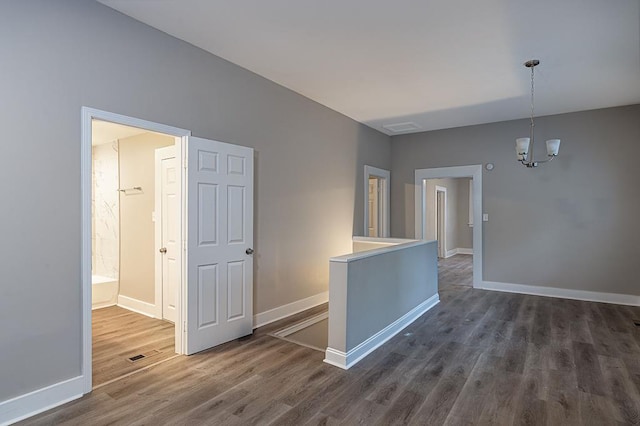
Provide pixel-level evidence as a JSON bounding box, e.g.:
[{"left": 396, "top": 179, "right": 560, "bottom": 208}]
[
  {"left": 92, "top": 120, "right": 148, "bottom": 145},
  {"left": 98, "top": 0, "right": 640, "bottom": 135}
]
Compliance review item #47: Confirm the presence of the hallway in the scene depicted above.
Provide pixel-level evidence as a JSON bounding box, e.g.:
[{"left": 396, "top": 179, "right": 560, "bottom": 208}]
[{"left": 438, "top": 254, "right": 473, "bottom": 290}]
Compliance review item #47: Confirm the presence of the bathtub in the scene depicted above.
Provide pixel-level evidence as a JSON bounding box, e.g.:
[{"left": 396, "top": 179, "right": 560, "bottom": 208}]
[{"left": 92, "top": 275, "right": 119, "bottom": 309}]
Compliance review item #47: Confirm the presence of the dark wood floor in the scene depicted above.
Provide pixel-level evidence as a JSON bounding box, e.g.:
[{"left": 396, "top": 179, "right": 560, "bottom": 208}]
[
  {"left": 92, "top": 306, "right": 175, "bottom": 387},
  {"left": 23, "top": 286, "right": 640, "bottom": 425},
  {"left": 439, "top": 254, "right": 473, "bottom": 289}
]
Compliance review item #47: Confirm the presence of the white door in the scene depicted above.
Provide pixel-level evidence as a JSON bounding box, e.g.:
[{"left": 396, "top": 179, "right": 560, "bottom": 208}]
[
  {"left": 155, "top": 146, "right": 179, "bottom": 323},
  {"left": 186, "top": 136, "right": 254, "bottom": 355},
  {"left": 160, "top": 147, "right": 178, "bottom": 322}
]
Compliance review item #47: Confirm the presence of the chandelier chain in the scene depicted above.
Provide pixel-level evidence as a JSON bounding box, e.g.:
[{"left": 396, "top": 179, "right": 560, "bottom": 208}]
[{"left": 530, "top": 64, "right": 535, "bottom": 145}]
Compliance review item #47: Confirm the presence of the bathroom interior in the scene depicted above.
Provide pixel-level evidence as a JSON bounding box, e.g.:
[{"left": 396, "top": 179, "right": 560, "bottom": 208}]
[{"left": 91, "top": 119, "right": 178, "bottom": 386}]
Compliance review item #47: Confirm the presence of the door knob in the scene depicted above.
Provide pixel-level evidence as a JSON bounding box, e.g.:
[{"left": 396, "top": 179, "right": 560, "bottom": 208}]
[
  {"left": 246, "top": 248, "right": 254, "bottom": 255},
  {"left": 159, "top": 247, "right": 167, "bottom": 254}
]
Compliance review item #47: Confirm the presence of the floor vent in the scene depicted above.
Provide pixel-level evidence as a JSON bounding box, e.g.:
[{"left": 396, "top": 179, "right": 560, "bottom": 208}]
[
  {"left": 634, "top": 321, "right": 640, "bottom": 327},
  {"left": 128, "top": 354, "right": 146, "bottom": 362}
]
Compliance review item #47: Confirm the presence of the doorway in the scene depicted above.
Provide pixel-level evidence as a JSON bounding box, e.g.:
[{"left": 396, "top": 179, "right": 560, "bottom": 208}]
[
  {"left": 90, "top": 119, "right": 180, "bottom": 387},
  {"left": 364, "top": 165, "right": 390, "bottom": 237},
  {"left": 415, "top": 165, "right": 483, "bottom": 288},
  {"left": 82, "top": 107, "right": 256, "bottom": 394}
]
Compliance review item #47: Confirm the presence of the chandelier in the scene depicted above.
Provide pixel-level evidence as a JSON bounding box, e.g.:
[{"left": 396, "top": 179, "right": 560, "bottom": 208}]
[{"left": 516, "top": 59, "right": 560, "bottom": 167}]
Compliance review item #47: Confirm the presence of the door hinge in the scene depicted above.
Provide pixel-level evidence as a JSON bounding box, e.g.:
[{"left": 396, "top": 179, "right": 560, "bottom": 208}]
[{"left": 183, "top": 321, "right": 187, "bottom": 332}]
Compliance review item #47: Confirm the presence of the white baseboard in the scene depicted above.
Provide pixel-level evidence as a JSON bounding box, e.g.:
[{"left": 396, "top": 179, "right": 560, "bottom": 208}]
[
  {"left": 0, "top": 376, "right": 84, "bottom": 426},
  {"left": 324, "top": 293, "right": 440, "bottom": 370},
  {"left": 91, "top": 301, "right": 117, "bottom": 310},
  {"left": 480, "top": 281, "right": 640, "bottom": 307},
  {"left": 117, "top": 295, "right": 156, "bottom": 318},
  {"left": 444, "top": 248, "right": 473, "bottom": 258},
  {"left": 253, "top": 291, "right": 329, "bottom": 329}
]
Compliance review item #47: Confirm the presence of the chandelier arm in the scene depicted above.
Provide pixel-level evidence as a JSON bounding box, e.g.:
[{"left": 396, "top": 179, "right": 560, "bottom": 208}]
[{"left": 535, "top": 155, "right": 557, "bottom": 165}]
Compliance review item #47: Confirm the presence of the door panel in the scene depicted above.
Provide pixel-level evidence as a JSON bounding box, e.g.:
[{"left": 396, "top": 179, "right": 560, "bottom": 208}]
[
  {"left": 227, "top": 186, "right": 245, "bottom": 244},
  {"left": 227, "top": 261, "right": 245, "bottom": 320},
  {"left": 186, "top": 136, "right": 254, "bottom": 354},
  {"left": 198, "top": 264, "right": 219, "bottom": 327}
]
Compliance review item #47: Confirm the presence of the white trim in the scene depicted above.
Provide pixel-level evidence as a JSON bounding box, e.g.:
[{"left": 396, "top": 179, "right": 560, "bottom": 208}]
[
  {"left": 435, "top": 185, "right": 447, "bottom": 258},
  {"left": 0, "top": 376, "right": 83, "bottom": 426},
  {"left": 444, "top": 247, "right": 473, "bottom": 257},
  {"left": 117, "top": 295, "right": 157, "bottom": 318},
  {"left": 177, "top": 135, "right": 187, "bottom": 355},
  {"left": 415, "top": 165, "right": 483, "bottom": 288},
  {"left": 331, "top": 240, "right": 424, "bottom": 263},
  {"left": 364, "top": 165, "right": 390, "bottom": 237},
  {"left": 468, "top": 179, "right": 474, "bottom": 227},
  {"left": 253, "top": 291, "right": 329, "bottom": 329},
  {"left": 480, "top": 281, "right": 640, "bottom": 307},
  {"left": 352, "top": 236, "right": 416, "bottom": 245},
  {"left": 455, "top": 248, "right": 473, "bottom": 255},
  {"left": 445, "top": 249, "right": 457, "bottom": 258},
  {"left": 91, "top": 301, "right": 117, "bottom": 310},
  {"left": 324, "top": 294, "right": 440, "bottom": 370},
  {"left": 81, "top": 107, "right": 191, "bottom": 394}
]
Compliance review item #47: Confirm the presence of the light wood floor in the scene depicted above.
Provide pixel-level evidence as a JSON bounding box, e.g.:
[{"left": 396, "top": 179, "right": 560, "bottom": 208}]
[
  {"left": 23, "top": 287, "right": 640, "bottom": 425},
  {"left": 92, "top": 306, "right": 175, "bottom": 387},
  {"left": 439, "top": 254, "right": 473, "bottom": 289}
]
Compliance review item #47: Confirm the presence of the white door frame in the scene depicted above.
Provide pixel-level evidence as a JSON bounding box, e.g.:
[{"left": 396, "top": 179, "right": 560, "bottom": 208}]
[
  {"left": 363, "top": 165, "right": 390, "bottom": 237},
  {"left": 415, "top": 165, "right": 483, "bottom": 287},
  {"left": 81, "top": 107, "right": 191, "bottom": 394},
  {"left": 435, "top": 185, "right": 447, "bottom": 258}
]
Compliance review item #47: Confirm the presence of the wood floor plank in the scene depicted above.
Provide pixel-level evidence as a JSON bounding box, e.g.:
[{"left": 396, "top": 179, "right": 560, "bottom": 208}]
[
  {"left": 573, "top": 341, "right": 607, "bottom": 396},
  {"left": 598, "top": 355, "right": 640, "bottom": 424},
  {"left": 20, "top": 255, "right": 640, "bottom": 426},
  {"left": 543, "top": 369, "right": 581, "bottom": 426},
  {"left": 320, "top": 351, "right": 406, "bottom": 420},
  {"left": 91, "top": 306, "right": 176, "bottom": 387},
  {"left": 445, "top": 352, "right": 500, "bottom": 423}
]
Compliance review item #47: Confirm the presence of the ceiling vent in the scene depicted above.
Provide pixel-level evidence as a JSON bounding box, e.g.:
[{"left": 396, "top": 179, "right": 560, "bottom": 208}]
[{"left": 382, "top": 122, "right": 421, "bottom": 134}]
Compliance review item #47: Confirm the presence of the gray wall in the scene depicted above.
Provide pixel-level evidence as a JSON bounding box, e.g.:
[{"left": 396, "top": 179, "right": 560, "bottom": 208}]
[
  {"left": 0, "top": 0, "right": 390, "bottom": 401},
  {"left": 456, "top": 178, "right": 473, "bottom": 249},
  {"left": 391, "top": 104, "right": 640, "bottom": 296}
]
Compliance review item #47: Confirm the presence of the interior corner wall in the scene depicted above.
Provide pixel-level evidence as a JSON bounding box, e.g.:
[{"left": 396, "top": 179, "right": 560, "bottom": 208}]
[
  {"left": 118, "top": 132, "right": 175, "bottom": 305},
  {"left": 0, "top": 0, "right": 390, "bottom": 403},
  {"left": 390, "top": 104, "right": 640, "bottom": 296}
]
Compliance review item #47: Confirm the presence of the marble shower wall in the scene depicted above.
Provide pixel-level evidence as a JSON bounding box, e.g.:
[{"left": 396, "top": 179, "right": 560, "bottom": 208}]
[{"left": 92, "top": 141, "right": 119, "bottom": 278}]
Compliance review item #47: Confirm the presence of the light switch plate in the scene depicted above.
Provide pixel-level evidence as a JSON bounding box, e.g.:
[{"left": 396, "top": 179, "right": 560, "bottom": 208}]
[{"left": 483, "top": 213, "right": 489, "bottom": 222}]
